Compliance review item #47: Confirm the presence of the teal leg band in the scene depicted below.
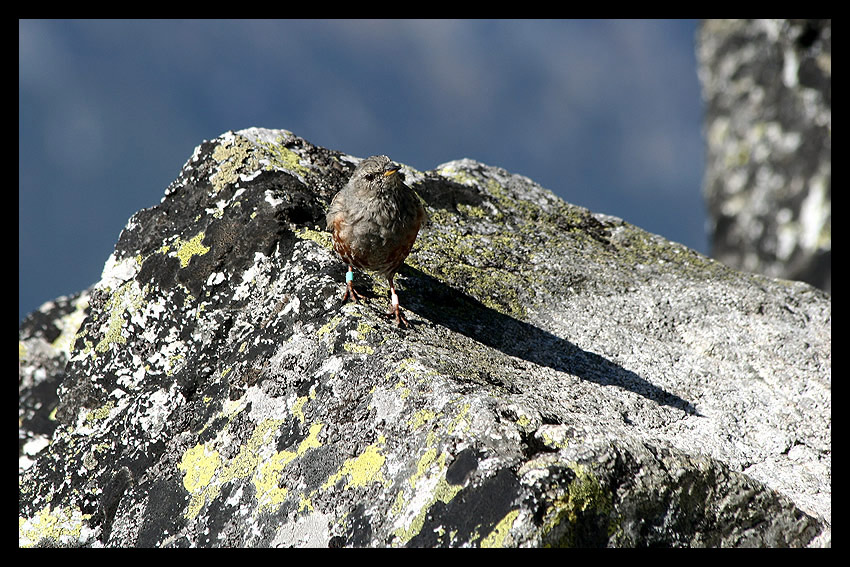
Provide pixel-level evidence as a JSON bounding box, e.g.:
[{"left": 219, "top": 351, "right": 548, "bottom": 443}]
[{"left": 346, "top": 270, "right": 354, "bottom": 283}]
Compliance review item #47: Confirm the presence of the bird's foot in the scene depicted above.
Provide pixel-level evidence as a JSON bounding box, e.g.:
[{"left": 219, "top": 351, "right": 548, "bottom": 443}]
[
  {"left": 386, "top": 290, "right": 410, "bottom": 328},
  {"left": 341, "top": 267, "right": 366, "bottom": 303},
  {"left": 387, "top": 307, "right": 410, "bottom": 328},
  {"left": 341, "top": 281, "right": 366, "bottom": 303}
]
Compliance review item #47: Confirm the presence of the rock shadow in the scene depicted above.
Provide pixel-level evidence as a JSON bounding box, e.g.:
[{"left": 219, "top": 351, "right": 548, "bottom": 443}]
[{"left": 400, "top": 266, "right": 701, "bottom": 416}]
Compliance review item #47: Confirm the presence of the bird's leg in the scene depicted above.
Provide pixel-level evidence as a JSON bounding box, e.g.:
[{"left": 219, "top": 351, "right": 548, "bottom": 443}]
[
  {"left": 386, "top": 276, "right": 409, "bottom": 327},
  {"left": 341, "top": 266, "right": 366, "bottom": 303}
]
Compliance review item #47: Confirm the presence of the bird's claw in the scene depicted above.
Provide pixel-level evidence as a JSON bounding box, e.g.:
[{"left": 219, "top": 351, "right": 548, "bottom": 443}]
[
  {"left": 387, "top": 306, "right": 410, "bottom": 328},
  {"left": 341, "top": 282, "right": 366, "bottom": 303}
]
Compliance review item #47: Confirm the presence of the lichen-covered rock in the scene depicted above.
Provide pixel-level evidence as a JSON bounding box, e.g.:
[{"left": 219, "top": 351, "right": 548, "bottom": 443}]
[
  {"left": 19, "top": 291, "right": 91, "bottom": 471},
  {"left": 698, "top": 19, "right": 831, "bottom": 292},
  {"left": 19, "top": 128, "right": 830, "bottom": 547}
]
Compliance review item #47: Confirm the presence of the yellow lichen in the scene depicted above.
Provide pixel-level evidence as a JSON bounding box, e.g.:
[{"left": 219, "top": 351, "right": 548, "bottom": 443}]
[
  {"left": 295, "top": 227, "right": 332, "bottom": 249},
  {"left": 408, "top": 409, "right": 438, "bottom": 430},
  {"left": 175, "top": 232, "right": 210, "bottom": 268},
  {"left": 179, "top": 418, "right": 324, "bottom": 519},
  {"left": 211, "top": 135, "right": 258, "bottom": 192},
  {"left": 323, "top": 436, "right": 388, "bottom": 490},
  {"left": 84, "top": 400, "right": 115, "bottom": 426},
  {"left": 178, "top": 443, "right": 222, "bottom": 519},
  {"left": 540, "top": 463, "right": 613, "bottom": 547},
  {"left": 257, "top": 136, "right": 310, "bottom": 177},
  {"left": 480, "top": 509, "right": 520, "bottom": 548},
  {"left": 19, "top": 505, "right": 92, "bottom": 547},
  {"left": 297, "top": 423, "right": 324, "bottom": 454},
  {"left": 292, "top": 395, "right": 309, "bottom": 424},
  {"left": 94, "top": 280, "right": 144, "bottom": 353},
  {"left": 253, "top": 450, "right": 296, "bottom": 514},
  {"left": 409, "top": 447, "right": 439, "bottom": 490},
  {"left": 392, "top": 473, "right": 463, "bottom": 546}
]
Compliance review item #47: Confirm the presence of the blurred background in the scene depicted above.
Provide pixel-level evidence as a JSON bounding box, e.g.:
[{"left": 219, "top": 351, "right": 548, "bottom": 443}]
[{"left": 19, "top": 19, "right": 708, "bottom": 322}]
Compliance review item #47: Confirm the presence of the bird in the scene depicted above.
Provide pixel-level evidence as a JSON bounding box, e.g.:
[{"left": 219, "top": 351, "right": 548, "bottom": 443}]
[{"left": 326, "top": 155, "right": 427, "bottom": 327}]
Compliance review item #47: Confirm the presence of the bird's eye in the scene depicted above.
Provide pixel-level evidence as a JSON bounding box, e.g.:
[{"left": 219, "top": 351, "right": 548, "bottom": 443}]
[{"left": 364, "top": 172, "right": 376, "bottom": 181}]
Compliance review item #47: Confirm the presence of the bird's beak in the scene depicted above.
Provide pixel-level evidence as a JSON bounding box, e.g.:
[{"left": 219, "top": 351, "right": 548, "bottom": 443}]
[{"left": 383, "top": 165, "right": 400, "bottom": 177}]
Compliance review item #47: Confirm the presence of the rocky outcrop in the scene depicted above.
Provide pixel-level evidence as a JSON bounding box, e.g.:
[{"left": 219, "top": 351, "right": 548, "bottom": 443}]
[
  {"left": 19, "top": 128, "right": 830, "bottom": 547},
  {"left": 698, "top": 19, "right": 831, "bottom": 292}
]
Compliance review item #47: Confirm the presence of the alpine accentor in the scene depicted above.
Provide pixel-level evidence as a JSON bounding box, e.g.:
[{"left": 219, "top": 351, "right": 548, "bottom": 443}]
[{"left": 326, "top": 155, "right": 427, "bottom": 327}]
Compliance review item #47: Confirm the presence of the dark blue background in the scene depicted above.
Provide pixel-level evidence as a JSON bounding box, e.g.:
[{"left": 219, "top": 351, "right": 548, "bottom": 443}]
[{"left": 19, "top": 19, "right": 705, "bottom": 321}]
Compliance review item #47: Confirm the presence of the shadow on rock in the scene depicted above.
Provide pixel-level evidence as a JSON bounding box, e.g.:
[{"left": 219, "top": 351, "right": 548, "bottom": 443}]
[{"left": 400, "top": 266, "right": 701, "bottom": 416}]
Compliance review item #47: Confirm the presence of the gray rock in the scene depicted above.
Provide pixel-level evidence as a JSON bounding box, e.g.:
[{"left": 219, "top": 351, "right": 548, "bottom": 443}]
[
  {"left": 19, "top": 290, "right": 90, "bottom": 471},
  {"left": 18, "top": 128, "right": 830, "bottom": 547},
  {"left": 698, "top": 19, "right": 831, "bottom": 292}
]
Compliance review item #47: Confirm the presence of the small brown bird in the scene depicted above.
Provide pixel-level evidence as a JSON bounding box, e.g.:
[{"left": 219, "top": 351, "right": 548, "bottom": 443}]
[{"left": 326, "top": 155, "right": 427, "bottom": 327}]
